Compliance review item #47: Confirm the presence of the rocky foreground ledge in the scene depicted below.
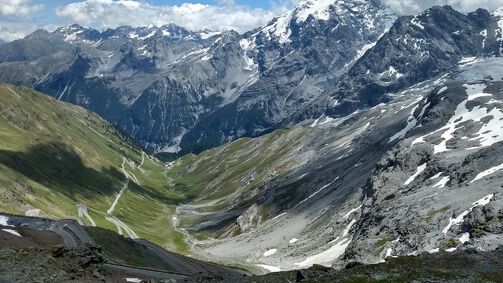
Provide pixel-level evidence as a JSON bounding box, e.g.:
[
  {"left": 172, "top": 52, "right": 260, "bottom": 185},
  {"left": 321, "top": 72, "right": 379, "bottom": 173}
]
[
  {"left": 1, "top": 245, "right": 502, "bottom": 282},
  {"left": 194, "top": 247, "right": 503, "bottom": 283}
]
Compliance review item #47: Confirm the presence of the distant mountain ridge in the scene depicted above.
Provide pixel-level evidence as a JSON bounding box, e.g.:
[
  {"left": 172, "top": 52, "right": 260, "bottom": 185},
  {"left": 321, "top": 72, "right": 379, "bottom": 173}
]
[
  {"left": 0, "top": 83, "right": 189, "bottom": 254},
  {"left": 0, "top": 0, "right": 396, "bottom": 155},
  {"left": 1, "top": 1, "right": 503, "bottom": 274},
  {"left": 0, "top": 2, "right": 502, "bottom": 156}
]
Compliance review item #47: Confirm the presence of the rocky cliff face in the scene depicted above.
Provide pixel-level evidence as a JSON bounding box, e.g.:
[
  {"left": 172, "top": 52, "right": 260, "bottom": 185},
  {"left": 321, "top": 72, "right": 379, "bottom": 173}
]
[
  {"left": 0, "top": 0, "right": 396, "bottom": 154},
  {"left": 1, "top": 1, "right": 503, "bottom": 275},
  {"left": 296, "top": 5, "right": 503, "bottom": 122},
  {"left": 0, "top": 4, "right": 501, "bottom": 156},
  {"left": 168, "top": 56, "right": 503, "bottom": 272}
]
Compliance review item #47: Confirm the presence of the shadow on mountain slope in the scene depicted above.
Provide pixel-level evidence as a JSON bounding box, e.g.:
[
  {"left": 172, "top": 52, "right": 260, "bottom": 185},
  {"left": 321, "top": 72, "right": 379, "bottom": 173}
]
[
  {"left": 0, "top": 142, "right": 180, "bottom": 204},
  {"left": 0, "top": 142, "right": 123, "bottom": 200}
]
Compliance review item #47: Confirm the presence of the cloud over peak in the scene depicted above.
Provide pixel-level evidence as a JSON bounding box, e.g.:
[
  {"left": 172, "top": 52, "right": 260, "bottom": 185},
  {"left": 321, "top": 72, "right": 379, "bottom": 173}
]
[
  {"left": 1, "top": 0, "right": 503, "bottom": 43},
  {"left": 56, "top": 0, "right": 277, "bottom": 33}
]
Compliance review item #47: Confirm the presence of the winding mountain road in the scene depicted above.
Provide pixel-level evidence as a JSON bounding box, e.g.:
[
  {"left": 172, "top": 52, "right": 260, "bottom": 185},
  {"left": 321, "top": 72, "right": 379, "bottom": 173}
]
[
  {"left": 105, "top": 156, "right": 140, "bottom": 238},
  {"left": 49, "top": 220, "right": 95, "bottom": 248},
  {"left": 77, "top": 204, "right": 96, "bottom": 227},
  {"left": 134, "top": 239, "right": 243, "bottom": 277}
]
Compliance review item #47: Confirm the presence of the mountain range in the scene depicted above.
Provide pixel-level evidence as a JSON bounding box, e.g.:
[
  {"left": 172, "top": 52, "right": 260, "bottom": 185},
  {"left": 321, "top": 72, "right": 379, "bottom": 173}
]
[
  {"left": 0, "top": 0, "right": 397, "bottom": 155},
  {"left": 1, "top": 0, "right": 503, "bottom": 278}
]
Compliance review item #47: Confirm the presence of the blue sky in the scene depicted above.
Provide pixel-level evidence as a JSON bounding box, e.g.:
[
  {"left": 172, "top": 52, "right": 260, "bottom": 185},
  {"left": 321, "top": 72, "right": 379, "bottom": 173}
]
[
  {"left": 0, "top": 0, "right": 295, "bottom": 42},
  {"left": 31, "top": 1, "right": 279, "bottom": 26},
  {"left": 1, "top": 0, "right": 501, "bottom": 42}
]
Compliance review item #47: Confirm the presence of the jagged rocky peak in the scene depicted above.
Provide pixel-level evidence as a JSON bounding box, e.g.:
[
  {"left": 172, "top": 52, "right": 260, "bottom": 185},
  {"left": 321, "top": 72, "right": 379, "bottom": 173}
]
[
  {"left": 122, "top": 24, "right": 199, "bottom": 41},
  {"left": 55, "top": 23, "right": 86, "bottom": 32},
  {"left": 54, "top": 24, "right": 100, "bottom": 43},
  {"left": 3, "top": 1, "right": 502, "bottom": 156},
  {"left": 321, "top": 4, "right": 503, "bottom": 119},
  {"left": 54, "top": 23, "right": 202, "bottom": 46},
  {"left": 247, "top": 0, "right": 395, "bottom": 45}
]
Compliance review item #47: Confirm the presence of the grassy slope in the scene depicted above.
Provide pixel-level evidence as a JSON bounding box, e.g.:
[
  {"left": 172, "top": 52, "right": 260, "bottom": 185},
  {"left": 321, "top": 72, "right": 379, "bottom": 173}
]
[
  {"left": 165, "top": 127, "right": 315, "bottom": 239},
  {"left": 0, "top": 83, "right": 320, "bottom": 253},
  {"left": 0, "top": 83, "right": 187, "bottom": 253}
]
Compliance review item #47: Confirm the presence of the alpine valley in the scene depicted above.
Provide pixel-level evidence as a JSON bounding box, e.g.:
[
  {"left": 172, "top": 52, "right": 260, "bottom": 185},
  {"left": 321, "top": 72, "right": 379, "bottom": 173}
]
[{"left": 1, "top": 0, "right": 503, "bottom": 282}]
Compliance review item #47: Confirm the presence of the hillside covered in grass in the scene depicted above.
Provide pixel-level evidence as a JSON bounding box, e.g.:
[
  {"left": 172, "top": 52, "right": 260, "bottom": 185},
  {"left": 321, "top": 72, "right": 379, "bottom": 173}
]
[
  {"left": 0, "top": 83, "right": 187, "bottom": 253},
  {"left": 0, "top": 82, "right": 328, "bottom": 258}
]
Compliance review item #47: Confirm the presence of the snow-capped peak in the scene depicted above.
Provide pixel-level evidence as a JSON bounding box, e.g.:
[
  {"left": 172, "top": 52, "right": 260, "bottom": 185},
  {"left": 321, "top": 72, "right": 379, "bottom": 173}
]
[
  {"left": 252, "top": 0, "right": 343, "bottom": 44},
  {"left": 55, "top": 24, "right": 90, "bottom": 43},
  {"left": 198, "top": 30, "right": 222, "bottom": 39},
  {"left": 56, "top": 24, "right": 86, "bottom": 33},
  {"left": 255, "top": 0, "right": 390, "bottom": 45},
  {"left": 494, "top": 6, "right": 503, "bottom": 17},
  {"left": 294, "top": 0, "right": 338, "bottom": 23}
]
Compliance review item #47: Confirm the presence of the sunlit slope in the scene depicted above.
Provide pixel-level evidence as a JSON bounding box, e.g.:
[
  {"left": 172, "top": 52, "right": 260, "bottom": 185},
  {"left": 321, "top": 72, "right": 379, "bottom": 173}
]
[
  {"left": 165, "top": 116, "right": 370, "bottom": 240},
  {"left": 0, "top": 83, "right": 187, "bottom": 253}
]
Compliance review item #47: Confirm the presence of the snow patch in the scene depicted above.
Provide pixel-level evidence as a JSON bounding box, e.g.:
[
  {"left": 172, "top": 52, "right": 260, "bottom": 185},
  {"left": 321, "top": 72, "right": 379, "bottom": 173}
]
[
  {"left": 297, "top": 177, "right": 339, "bottom": 206},
  {"left": 458, "top": 57, "right": 478, "bottom": 65},
  {"left": 263, "top": 249, "right": 278, "bottom": 257},
  {"left": 199, "top": 30, "right": 221, "bottom": 39},
  {"left": 0, "top": 215, "right": 12, "bottom": 227},
  {"left": 128, "top": 32, "right": 139, "bottom": 39},
  {"left": 0, "top": 216, "right": 20, "bottom": 237},
  {"left": 138, "top": 30, "right": 156, "bottom": 40},
  {"left": 459, "top": 232, "right": 470, "bottom": 244},
  {"left": 294, "top": 238, "right": 351, "bottom": 268},
  {"left": 389, "top": 97, "right": 429, "bottom": 142},
  {"left": 294, "top": 217, "right": 356, "bottom": 268},
  {"left": 422, "top": 84, "right": 503, "bottom": 154},
  {"left": 256, "top": 264, "right": 281, "bottom": 273},
  {"left": 410, "top": 17, "right": 425, "bottom": 29},
  {"left": 263, "top": 12, "right": 293, "bottom": 44},
  {"left": 343, "top": 205, "right": 362, "bottom": 220},
  {"left": 295, "top": 0, "right": 335, "bottom": 23},
  {"left": 354, "top": 42, "right": 377, "bottom": 61},
  {"left": 381, "top": 66, "right": 404, "bottom": 80},
  {"left": 342, "top": 219, "right": 357, "bottom": 237},
  {"left": 480, "top": 29, "right": 487, "bottom": 48},
  {"left": 432, "top": 176, "right": 450, "bottom": 188},
  {"left": 438, "top": 86, "right": 448, "bottom": 94},
  {"left": 442, "top": 194, "right": 494, "bottom": 234},
  {"left": 2, "top": 229, "right": 21, "bottom": 237},
  {"left": 429, "top": 172, "right": 443, "bottom": 180},
  {"left": 404, "top": 163, "right": 427, "bottom": 186},
  {"left": 470, "top": 162, "right": 503, "bottom": 183},
  {"left": 289, "top": 238, "right": 299, "bottom": 244}
]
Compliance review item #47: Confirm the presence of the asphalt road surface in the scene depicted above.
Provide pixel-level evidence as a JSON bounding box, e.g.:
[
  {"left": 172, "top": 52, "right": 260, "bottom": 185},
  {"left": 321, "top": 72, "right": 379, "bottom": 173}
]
[
  {"left": 134, "top": 239, "right": 244, "bottom": 277},
  {"left": 49, "top": 220, "right": 95, "bottom": 248},
  {"left": 0, "top": 213, "right": 245, "bottom": 281}
]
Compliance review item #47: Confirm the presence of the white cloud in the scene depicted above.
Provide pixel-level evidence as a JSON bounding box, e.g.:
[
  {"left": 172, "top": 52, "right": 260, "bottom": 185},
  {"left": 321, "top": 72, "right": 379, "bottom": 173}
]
[
  {"left": 0, "top": 0, "right": 501, "bottom": 43},
  {"left": 0, "top": 0, "right": 43, "bottom": 16},
  {"left": 54, "top": 0, "right": 503, "bottom": 34},
  {"left": 0, "top": 0, "right": 46, "bottom": 42},
  {"left": 0, "top": 18, "right": 36, "bottom": 42},
  {"left": 56, "top": 0, "right": 279, "bottom": 32},
  {"left": 383, "top": 0, "right": 503, "bottom": 15}
]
